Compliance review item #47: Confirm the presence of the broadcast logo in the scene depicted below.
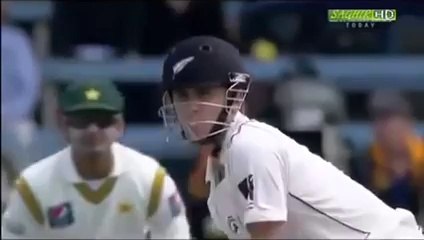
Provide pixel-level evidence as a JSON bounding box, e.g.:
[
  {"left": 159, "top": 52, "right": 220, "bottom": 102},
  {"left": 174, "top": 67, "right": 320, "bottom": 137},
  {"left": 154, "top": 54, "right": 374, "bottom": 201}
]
[{"left": 328, "top": 9, "right": 397, "bottom": 29}]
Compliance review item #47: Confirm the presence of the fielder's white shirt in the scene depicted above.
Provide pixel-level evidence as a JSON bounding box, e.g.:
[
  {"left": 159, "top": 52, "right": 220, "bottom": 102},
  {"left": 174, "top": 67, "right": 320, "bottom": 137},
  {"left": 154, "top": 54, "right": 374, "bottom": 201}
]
[
  {"left": 1, "top": 143, "right": 191, "bottom": 239},
  {"left": 206, "top": 112, "right": 423, "bottom": 239}
]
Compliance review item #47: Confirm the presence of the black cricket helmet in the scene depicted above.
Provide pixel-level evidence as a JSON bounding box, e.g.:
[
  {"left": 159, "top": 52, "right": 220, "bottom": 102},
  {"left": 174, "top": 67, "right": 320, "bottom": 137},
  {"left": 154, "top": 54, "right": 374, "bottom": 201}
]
[{"left": 158, "top": 36, "right": 251, "bottom": 143}]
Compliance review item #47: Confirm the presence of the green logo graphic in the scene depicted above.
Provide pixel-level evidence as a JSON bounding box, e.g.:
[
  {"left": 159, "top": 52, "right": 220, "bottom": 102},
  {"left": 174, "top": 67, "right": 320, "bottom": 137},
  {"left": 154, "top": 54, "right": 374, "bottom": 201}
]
[{"left": 328, "top": 9, "right": 397, "bottom": 23}]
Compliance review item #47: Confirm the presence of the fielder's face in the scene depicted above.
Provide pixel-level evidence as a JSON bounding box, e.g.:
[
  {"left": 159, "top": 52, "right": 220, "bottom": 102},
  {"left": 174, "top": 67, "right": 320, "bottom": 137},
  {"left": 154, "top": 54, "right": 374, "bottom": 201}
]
[
  {"left": 61, "top": 111, "right": 124, "bottom": 154},
  {"left": 171, "top": 86, "right": 227, "bottom": 141}
]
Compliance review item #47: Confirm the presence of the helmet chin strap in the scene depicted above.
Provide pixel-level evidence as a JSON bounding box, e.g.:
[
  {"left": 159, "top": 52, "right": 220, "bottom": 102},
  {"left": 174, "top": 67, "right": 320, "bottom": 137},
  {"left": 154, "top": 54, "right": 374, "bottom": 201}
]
[{"left": 190, "top": 125, "right": 227, "bottom": 146}]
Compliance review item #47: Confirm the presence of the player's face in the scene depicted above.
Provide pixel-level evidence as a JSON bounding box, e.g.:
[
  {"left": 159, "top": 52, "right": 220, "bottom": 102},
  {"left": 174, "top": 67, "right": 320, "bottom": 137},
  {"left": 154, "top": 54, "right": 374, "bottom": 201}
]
[
  {"left": 172, "top": 86, "right": 227, "bottom": 140},
  {"left": 62, "top": 111, "right": 124, "bottom": 153}
]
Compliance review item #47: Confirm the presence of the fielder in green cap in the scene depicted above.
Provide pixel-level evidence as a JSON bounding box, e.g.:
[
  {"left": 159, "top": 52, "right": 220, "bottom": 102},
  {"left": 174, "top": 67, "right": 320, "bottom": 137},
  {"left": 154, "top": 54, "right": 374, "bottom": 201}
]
[{"left": 2, "top": 80, "right": 192, "bottom": 238}]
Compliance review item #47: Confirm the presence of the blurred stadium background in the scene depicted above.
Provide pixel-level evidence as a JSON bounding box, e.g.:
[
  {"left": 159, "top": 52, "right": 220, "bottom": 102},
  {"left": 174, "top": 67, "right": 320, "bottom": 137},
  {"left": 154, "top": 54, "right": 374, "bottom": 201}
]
[{"left": 1, "top": 1, "right": 423, "bottom": 238}]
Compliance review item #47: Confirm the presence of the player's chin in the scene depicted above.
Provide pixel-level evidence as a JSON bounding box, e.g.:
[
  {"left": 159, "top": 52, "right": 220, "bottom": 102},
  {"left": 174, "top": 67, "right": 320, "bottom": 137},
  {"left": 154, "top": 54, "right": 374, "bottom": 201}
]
[
  {"left": 185, "top": 125, "right": 215, "bottom": 143},
  {"left": 189, "top": 138, "right": 207, "bottom": 145},
  {"left": 185, "top": 133, "right": 208, "bottom": 144}
]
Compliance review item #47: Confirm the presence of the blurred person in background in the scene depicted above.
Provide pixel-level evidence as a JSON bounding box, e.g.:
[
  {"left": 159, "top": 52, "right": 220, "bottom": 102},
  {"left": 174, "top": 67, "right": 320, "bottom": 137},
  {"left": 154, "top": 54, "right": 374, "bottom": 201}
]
[
  {"left": 2, "top": 81, "right": 191, "bottom": 239},
  {"left": 350, "top": 90, "right": 424, "bottom": 219},
  {"left": 272, "top": 58, "right": 349, "bottom": 171},
  {"left": 1, "top": 0, "right": 41, "bottom": 171},
  {"left": 139, "top": 0, "right": 227, "bottom": 55}
]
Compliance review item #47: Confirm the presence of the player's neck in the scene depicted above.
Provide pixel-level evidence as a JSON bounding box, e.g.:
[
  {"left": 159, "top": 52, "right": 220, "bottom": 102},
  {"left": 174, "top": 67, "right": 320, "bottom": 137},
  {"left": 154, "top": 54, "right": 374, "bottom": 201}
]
[
  {"left": 211, "top": 145, "right": 221, "bottom": 158},
  {"left": 72, "top": 149, "right": 114, "bottom": 180}
]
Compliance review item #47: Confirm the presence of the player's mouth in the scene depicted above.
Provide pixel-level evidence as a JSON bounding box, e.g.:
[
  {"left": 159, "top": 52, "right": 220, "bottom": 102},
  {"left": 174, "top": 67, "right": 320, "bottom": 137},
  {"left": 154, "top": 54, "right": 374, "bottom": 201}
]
[
  {"left": 81, "top": 135, "right": 105, "bottom": 145},
  {"left": 188, "top": 121, "right": 215, "bottom": 135}
]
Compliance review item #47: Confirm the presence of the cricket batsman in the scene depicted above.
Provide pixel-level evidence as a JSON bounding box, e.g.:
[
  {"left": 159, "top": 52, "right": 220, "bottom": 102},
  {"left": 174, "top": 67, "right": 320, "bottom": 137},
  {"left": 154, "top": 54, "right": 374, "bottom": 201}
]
[
  {"left": 1, "top": 81, "right": 191, "bottom": 239},
  {"left": 158, "top": 36, "right": 424, "bottom": 239}
]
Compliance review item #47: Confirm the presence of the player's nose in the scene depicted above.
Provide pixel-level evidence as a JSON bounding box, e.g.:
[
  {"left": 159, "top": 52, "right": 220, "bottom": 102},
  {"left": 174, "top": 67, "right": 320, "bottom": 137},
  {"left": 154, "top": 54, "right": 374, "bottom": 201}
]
[
  {"left": 188, "top": 101, "right": 200, "bottom": 114},
  {"left": 86, "top": 123, "right": 100, "bottom": 132}
]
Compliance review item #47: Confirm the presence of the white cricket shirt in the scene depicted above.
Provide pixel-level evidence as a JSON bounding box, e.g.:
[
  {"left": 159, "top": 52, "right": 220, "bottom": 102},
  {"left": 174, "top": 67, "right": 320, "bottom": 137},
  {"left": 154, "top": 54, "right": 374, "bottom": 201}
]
[
  {"left": 1, "top": 143, "right": 191, "bottom": 239},
  {"left": 206, "top": 112, "right": 423, "bottom": 239}
]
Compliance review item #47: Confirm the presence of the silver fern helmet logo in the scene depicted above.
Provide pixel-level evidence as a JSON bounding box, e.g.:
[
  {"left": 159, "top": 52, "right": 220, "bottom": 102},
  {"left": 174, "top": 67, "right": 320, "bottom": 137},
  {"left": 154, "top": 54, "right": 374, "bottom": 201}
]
[
  {"left": 227, "top": 216, "right": 240, "bottom": 234},
  {"left": 172, "top": 56, "right": 195, "bottom": 78}
]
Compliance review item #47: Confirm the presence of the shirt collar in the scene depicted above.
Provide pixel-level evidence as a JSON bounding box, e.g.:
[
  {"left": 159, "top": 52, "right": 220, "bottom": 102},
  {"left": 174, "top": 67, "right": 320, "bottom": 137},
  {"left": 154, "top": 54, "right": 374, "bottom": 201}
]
[
  {"left": 61, "top": 143, "right": 126, "bottom": 183},
  {"left": 223, "top": 111, "right": 250, "bottom": 146}
]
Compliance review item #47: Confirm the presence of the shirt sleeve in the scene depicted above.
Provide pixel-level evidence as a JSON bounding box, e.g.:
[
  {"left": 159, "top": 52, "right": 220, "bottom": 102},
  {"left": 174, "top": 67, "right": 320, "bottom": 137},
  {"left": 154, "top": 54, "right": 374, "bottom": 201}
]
[
  {"left": 228, "top": 141, "right": 289, "bottom": 226},
  {"left": 146, "top": 168, "right": 191, "bottom": 239},
  {"left": 1, "top": 187, "right": 44, "bottom": 238}
]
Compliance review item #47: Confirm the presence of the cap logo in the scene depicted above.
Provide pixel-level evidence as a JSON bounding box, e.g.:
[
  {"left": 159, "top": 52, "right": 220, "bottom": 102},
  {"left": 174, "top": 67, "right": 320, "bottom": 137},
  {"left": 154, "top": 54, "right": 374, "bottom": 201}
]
[
  {"left": 85, "top": 88, "right": 101, "bottom": 101},
  {"left": 172, "top": 56, "right": 194, "bottom": 78},
  {"left": 229, "top": 72, "right": 249, "bottom": 83}
]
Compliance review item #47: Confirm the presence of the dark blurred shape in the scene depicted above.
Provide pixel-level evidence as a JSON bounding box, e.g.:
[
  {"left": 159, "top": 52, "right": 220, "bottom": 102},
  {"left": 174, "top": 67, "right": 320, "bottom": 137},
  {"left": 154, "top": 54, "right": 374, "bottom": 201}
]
[
  {"left": 350, "top": 90, "right": 423, "bottom": 216},
  {"left": 317, "top": 24, "right": 388, "bottom": 54},
  {"left": 2, "top": 0, "right": 41, "bottom": 171},
  {"left": 388, "top": 16, "right": 424, "bottom": 54},
  {"left": 281, "top": 56, "right": 320, "bottom": 81},
  {"left": 239, "top": 2, "right": 326, "bottom": 54},
  {"left": 51, "top": 2, "right": 144, "bottom": 57},
  {"left": 138, "top": 0, "right": 227, "bottom": 55},
  {"left": 1, "top": 154, "right": 17, "bottom": 185},
  {"left": 248, "top": 82, "right": 282, "bottom": 129},
  {"left": 2, "top": 153, "right": 17, "bottom": 213}
]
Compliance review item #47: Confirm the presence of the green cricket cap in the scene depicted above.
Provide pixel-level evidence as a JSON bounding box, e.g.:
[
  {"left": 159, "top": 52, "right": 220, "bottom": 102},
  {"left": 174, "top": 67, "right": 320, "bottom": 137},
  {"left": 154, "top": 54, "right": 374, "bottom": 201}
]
[{"left": 59, "top": 81, "right": 124, "bottom": 114}]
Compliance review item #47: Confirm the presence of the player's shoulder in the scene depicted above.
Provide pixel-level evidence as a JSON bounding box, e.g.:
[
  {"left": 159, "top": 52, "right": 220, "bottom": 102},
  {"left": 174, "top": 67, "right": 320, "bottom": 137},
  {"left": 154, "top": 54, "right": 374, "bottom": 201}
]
[
  {"left": 224, "top": 117, "right": 306, "bottom": 170},
  {"left": 227, "top": 118, "right": 287, "bottom": 153},
  {"left": 20, "top": 147, "right": 70, "bottom": 184}
]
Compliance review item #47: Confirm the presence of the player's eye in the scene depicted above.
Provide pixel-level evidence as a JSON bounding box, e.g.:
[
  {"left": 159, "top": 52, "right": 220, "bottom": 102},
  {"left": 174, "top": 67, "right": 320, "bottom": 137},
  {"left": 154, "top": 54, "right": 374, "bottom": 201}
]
[
  {"left": 196, "top": 87, "right": 212, "bottom": 97},
  {"left": 94, "top": 117, "right": 116, "bottom": 128},
  {"left": 173, "top": 89, "right": 190, "bottom": 101},
  {"left": 66, "top": 115, "right": 116, "bottom": 129}
]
